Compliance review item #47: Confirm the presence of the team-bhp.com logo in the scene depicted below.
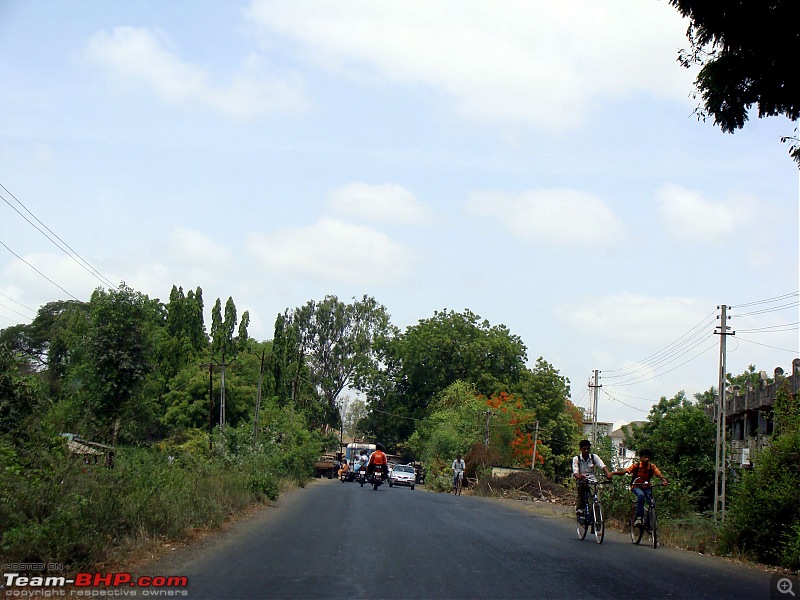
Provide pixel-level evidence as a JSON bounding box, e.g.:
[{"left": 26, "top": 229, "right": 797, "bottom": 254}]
[{"left": 3, "top": 572, "right": 189, "bottom": 597}]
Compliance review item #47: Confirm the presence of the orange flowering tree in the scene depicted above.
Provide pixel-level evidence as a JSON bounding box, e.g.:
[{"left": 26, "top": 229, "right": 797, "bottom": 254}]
[{"left": 486, "top": 392, "right": 544, "bottom": 469}]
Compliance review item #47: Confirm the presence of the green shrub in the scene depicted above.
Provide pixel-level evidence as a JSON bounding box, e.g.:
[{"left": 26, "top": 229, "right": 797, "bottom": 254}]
[{"left": 720, "top": 430, "right": 800, "bottom": 568}]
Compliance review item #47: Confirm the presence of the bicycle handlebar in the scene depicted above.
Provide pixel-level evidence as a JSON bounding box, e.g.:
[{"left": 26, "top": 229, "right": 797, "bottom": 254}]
[
  {"left": 580, "top": 476, "right": 612, "bottom": 485},
  {"left": 631, "top": 476, "right": 667, "bottom": 488}
]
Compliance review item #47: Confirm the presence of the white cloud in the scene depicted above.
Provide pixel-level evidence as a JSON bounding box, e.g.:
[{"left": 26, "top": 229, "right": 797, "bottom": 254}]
[
  {"left": 246, "top": 218, "right": 414, "bottom": 283},
  {"left": 83, "top": 26, "right": 308, "bottom": 119},
  {"left": 560, "top": 293, "right": 703, "bottom": 345},
  {"left": 246, "top": 0, "right": 694, "bottom": 129},
  {"left": 465, "top": 189, "right": 625, "bottom": 245},
  {"left": 657, "top": 184, "right": 754, "bottom": 241},
  {"left": 166, "top": 227, "right": 232, "bottom": 267},
  {"left": 328, "top": 182, "right": 434, "bottom": 225}
]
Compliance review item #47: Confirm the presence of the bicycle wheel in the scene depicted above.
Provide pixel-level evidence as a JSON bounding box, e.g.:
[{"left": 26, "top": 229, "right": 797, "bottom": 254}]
[
  {"left": 650, "top": 506, "right": 658, "bottom": 549},
  {"left": 629, "top": 505, "right": 643, "bottom": 544},
  {"left": 593, "top": 502, "right": 605, "bottom": 544},
  {"left": 456, "top": 474, "right": 463, "bottom": 495},
  {"left": 576, "top": 495, "right": 588, "bottom": 540}
]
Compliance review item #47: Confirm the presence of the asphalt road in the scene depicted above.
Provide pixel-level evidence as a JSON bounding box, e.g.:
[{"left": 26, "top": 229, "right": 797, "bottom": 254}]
[{"left": 145, "top": 478, "right": 776, "bottom": 600}]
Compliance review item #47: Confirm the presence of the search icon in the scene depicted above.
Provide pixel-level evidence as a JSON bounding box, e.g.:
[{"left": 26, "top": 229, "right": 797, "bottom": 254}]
[{"left": 778, "top": 578, "right": 796, "bottom": 596}]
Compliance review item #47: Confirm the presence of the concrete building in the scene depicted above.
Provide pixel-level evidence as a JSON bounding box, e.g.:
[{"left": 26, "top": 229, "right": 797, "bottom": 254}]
[
  {"left": 711, "top": 358, "right": 800, "bottom": 468},
  {"left": 609, "top": 421, "right": 647, "bottom": 469}
]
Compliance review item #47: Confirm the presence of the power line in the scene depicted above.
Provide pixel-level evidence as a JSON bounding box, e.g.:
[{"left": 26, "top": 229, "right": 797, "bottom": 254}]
[
  {"left": 0, "top": 301, "right": 33, "bottom": 321},
  {"left": 734, "top": 301, "right": 800, "bottom": 317},
  {"left": 601, "top": 389, "right": 649, "bottom": 413},
  {"left": 0, "top": 183, "right": 117, "bottom": 289},
  {"left": 0, "top": 238, "right": 80, "bottom": 301},
  {"left": 603, "top": 330, "right": 716, "bottom": 383},
  {"left": 605, "top": 339, "right": 718, "bottom": 387},
  {"left": 732, "top": 290, "right": 799, "bottom": 308},
  {"left": 736, "top": 336, "right": 800, "bottom": 354},
  {"left": 602, "top": 309, "right": 717, "bottom": 378},
  {"left": 0, "top": 291, "right": 36, "bottom": 315},
  {"left": 736, "top": 323, "right": 799, "bottom": 333}
]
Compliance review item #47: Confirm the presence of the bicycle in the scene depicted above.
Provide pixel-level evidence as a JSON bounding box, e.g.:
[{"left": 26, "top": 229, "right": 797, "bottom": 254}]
[
  {"left": 453, "top": 471, "right": 464, "bottom": 495},
  {"left": 576, "top": 476, "right": 610, "bottom": 544},
  {"left": 628, "top": 477, "right": 663, "bottom": 548}
]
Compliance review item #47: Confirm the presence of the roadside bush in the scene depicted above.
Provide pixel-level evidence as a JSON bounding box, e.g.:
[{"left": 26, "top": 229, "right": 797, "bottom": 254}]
[
  {"left": 720, "top": 429, "right": 800, "bottom": 568},
  {"left": 1, "top": 408, "right": 323, "bottom": 571}
]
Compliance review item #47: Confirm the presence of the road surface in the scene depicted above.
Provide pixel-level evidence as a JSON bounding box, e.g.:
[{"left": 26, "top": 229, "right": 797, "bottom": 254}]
[{"left": 140, "top": 478, "right": 777, "bottom": 599}]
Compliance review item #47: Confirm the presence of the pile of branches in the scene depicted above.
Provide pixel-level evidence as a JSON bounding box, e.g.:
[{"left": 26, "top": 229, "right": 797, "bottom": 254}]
[{"left": 473, "top": 470, "right": 571, "bottom": 503}]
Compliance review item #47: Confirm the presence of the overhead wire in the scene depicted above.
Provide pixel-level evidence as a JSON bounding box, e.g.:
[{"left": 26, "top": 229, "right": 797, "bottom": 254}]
[
  {"left": 605, "top": 339, "right": 718, "bottom": 387},
  {"left": 733, "top": 301, "right": 800, "bottom": 317},
  {"left": 736, "top": 336, "right": 799, "bottom": 354},
  {"left": 603, "top": 328, "right": 716, "bottom": 383},
  {"left": 736, "top": 323, "right": 799, "bottom": 333},
  {"left": 0, "top": 182, "right": 117, "bottom": 290},
  {"left": 0, "top": 301, "right": 33, "bottom": 321},
  {"left": 601, "top": 309, "right": 717, "bottom": 379},
  {"left": 732, "top": 291, "right": 798, "bottom": 308},
  {"left": 601, "top": 389, "right": 649, "bottom": 413},
  {"left": 0, "top": 238, "right": 79, "bottom": 301},
  {"left": 0, "top": 291, "right": 36, "bottom": 314}
]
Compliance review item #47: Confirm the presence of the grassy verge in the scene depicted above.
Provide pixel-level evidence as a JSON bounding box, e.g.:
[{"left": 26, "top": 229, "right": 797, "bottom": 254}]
[{"left": 0, "top": 424, "right": 325, "bottom": 573}]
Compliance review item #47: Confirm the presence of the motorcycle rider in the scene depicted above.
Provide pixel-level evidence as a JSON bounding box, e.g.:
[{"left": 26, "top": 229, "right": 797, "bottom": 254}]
[
  {"left": 366, "top": 443, "right": 389, "bottom": 482},
  {"left": 338, "top": 457, "right": 349, "bottom": 479}
]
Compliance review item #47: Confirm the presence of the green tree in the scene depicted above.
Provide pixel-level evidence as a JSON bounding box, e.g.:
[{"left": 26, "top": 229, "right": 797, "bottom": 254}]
[
  {"left": 362, "top": 309, "right": 527, "bottom": 447},
  {"left": 291, "top": 295, "right": 395, "bottom": 425},
  {"left": 0, "top": 344, "right": 47, "bottom": 435},
  {"left": 625, "top": 390, "right": 716, "bottom": 511},
  {"left": 667, "top": 0, "right": 800, "bottom": 165},
  {"left": 0, "top": 300, "right": 89, "bottom": 397},
  {"left": 84, "top": 285, "right": 159, "bottom": 447},
  {"left": 407, "top": 381, "right": 486, "bottom": 466},
  {"left": 185, "top": 287, "right": 207, "bottom": 353}
]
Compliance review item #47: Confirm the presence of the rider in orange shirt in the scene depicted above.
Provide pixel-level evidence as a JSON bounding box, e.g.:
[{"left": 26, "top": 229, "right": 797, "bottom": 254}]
[{"left": 366, "top": 443, "right": 389, "bottom": 480}]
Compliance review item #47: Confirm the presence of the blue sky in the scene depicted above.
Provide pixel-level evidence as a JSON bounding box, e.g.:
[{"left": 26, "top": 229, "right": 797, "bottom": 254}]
[{"left": 1, "top": 1, "right": 798, "bottom": 425}]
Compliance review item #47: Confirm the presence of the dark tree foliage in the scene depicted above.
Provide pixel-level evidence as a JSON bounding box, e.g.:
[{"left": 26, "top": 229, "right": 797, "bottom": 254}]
[
  {"left": 362, "top": 309, "right": 527, "bottom": 447},
  {"left": 625, "top": 391, "right": 716, "bottom": 510},
  {"left": 85, "top": 285, "right": 158, "bottom": 446},
  {"left": 0, "top": 344, "right": 46, "bottom": 435},
  {"left": 669, "top": 0, "right": 800, "bottom": 165}
]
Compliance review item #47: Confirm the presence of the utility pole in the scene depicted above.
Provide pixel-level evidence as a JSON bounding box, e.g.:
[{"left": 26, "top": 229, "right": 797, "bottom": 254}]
[
  {"left": 253, "top": 348, "right": 266, "bottom": 443},
  {"left": 713, "top": 304, "right": 734, "bottom": 518},
  {"left": 483, "top": 410, "right": 492, "bottom": 447},
  {"left": 207, "top": 362, "right": 214, "bottom": 450},
  {"left": 217, "top": 351, "right": 236, "bottom": 428},
  {"left": 531, "top": 421, "right": 540, "bottom": 471},
  {"left": 588, "top": 370, "right": 602, "bottom": 446}
]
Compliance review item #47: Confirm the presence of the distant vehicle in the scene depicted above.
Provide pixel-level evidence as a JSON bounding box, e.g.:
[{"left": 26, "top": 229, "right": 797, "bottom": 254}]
[
  {"left": 388, "top": 464, "right": 416, "bottom": 490},
  {"left": 314, "top": 453, "right": 338, "bottom": 479},
  {"left": 342, "top": 442, "right": 376, "bottom": 482}
]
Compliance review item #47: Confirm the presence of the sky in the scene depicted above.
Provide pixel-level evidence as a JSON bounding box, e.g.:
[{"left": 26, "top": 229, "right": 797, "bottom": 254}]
[{"left": 1, "top": 1, "right": 798, "bottom": 426}]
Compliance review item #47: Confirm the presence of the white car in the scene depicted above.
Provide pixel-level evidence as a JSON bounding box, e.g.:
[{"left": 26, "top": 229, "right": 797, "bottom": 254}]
[{"left": 388, "top": 464, "right": 416, "bottom": 489}]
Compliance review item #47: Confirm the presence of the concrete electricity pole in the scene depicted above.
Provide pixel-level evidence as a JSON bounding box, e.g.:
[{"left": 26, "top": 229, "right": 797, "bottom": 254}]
[
  {"left": 714, "top": 304, "right": 734, "bottom": 518},
  {"left": 589, "top": 370, "right": 602, "bottom": 446},
  {"left": 531, "top": 421, "right": 540, "bottom": 471}
]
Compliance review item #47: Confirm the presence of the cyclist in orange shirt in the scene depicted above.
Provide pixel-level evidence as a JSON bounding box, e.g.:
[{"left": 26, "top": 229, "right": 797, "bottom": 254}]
[{"left": 611, "top": 449, "right": 668, "bottom": 527}]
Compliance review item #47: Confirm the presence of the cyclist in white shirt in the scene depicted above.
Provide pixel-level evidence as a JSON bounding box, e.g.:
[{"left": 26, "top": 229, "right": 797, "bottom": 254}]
[
  {"left": 452, "top": 454, "right": 466, "bottom": 489},
  {"left": 572, "top": 440, "right": 613, "bottom": 516}
]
